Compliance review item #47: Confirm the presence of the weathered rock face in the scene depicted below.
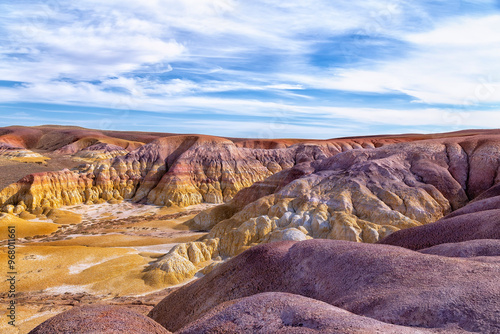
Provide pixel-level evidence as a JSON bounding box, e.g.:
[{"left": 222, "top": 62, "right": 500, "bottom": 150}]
[
  {"left": 147, "top": 133, "right": 500, "bottom": 284},
  {"left": 149, "top": 239, "right": 500, "bottom": 333},
  {"left": 55, "top": 137, "right": 143, "bottom": 155},
  {"left": 6, "top": 127, "right": 500, "bottom": 288},
  {"left": 2, "top": 126, "right": 465, "bottom": 217},
  {"left": 378, "top": 184, "right": 500, "bottom": 250},
  {"left": 71, "top": 143, "right": 130, "bottom": 162},
  {"left": 177, "top": 292, "right": 444, "bottom": 334},
  {"left": 29, "top": 305, "right": 171, "bottom": 334},
  {"left": 0, "top": 141, "right": 48, "bottom": 163},
  {"left": 209, "top": 136, "right": 487, "bottom": 248},
  {"left": 0, "top": 131, "right": 408, "bottom": 213}
]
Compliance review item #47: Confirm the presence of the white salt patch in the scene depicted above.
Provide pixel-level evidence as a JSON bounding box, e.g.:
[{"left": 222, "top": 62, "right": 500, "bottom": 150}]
[
  {"left": 61, "top": 201, "right": 219, "bottom": 224},
  {"left": 131, "top": 272, "right": 204, "bottom": 297},
  {"left": 68, "top": 254, "right": 130, "bottom": 274},
  {"left": 63, "top": 232, "right": 122, "bottom": 239},
  {"left": 43, "top": 284, "right": 90, "bottom": 294},
  {"left": 21, "top": 311, "right": 59, "bottom": 323},
  {"left": 129, "top": 243, "right": 177, "bottom": 254},
  {"left": 27, "top": 217, "right": 54, "bottom": 223},
  {"left": 64, "top": 201, "right": 162, "bottom": 223},
  {"left": 22, "top": 254, "right": 48, "bottom": 261}
]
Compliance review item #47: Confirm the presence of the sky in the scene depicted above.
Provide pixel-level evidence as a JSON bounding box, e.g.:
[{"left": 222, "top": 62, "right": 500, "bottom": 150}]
[{"left": 0, "top": 0, "right": 500, "bottom": 139}]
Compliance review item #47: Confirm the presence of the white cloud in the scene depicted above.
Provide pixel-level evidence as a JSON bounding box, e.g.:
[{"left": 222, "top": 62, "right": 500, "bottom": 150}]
[
  {"left": 286, "top": 14, "right": 500, "bottom": 105},
  {"left": 266, "top": 84, "right": 304, "bottom": 90},
  {"left": 0, "top": 0, "right": 417, "bottom": 83},
  {"left": 0, "top": 3, "right": 185, "bottom": 82}
]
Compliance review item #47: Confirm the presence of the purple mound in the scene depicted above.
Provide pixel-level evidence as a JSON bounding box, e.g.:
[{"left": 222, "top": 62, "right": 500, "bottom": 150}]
[
  {"left": 149, "top": 240, "right": 500, "bottom": 333},
  {"left": 29, "top": 305, "right": 171, "bottom": 334},
  {"left": 177, "top": 292, "right": 459, "bottom": 334},
  {"left": 419, "top": 239, "right": 500, "bottom": 258},
  {"left": 378, "top": 208, "right": 500, "bottom": 250}
]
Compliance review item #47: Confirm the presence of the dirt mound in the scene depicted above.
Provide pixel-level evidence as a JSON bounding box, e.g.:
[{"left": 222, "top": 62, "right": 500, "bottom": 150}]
[
  {"left": 29, "top": 305, "right": 171, "bottom": 334},
  {"left": 378, "top": 208, "right": 500, "bottom": 250},
  {"left": 149, "top": 240, "right": 500, "bottom": 333},
  {"left": 177, "top": 292, "right": 449, "bottom": 334},
  {"left": 419, "top": 239, "right": 500, "bottom": 258}
]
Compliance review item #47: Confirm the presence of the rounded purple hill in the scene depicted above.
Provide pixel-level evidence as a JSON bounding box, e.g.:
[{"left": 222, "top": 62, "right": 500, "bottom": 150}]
[
  {"left": 378, "top": 207, "right": 500, "bottom": 250},
  {"left": 149, "top": 239, "right": 500, "bottom": 333},
  {"left": 177, "top": 292, "right": 462, "bottom": 333},
  {"left": 419, "top": 239, "right": 500, "bottom": 258},
  {"left": 29, "top": 305, "right": 171, "bottom": 334}
]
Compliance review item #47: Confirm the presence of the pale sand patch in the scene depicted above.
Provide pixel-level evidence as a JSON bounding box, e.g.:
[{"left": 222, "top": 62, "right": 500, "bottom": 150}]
[
  {"left": 0, "top": 245, "right": 136, "bottom": 293},
  {"left": 25, "top": 217, "right": 49, "bottom": 223},
  {"left": 43, "top": 284, "right": 91, "bottom": 294},
  {"left": 31, "top": 234, "right": 203, "bottom": 247},
  {"left": 0, "top": 213, "right": 58, "bottom": 239},
  {"left": 21, "top": 254, "right": 48, "bottom": 261},
  {"left": 62, "top": 232, "right": 123, "bottom": 239},
  {"left": 62, "top": 201, "right": 218, "bottom": 224},
  {"left": 129, "top": 243, "right": 178, "bottom": 254},
  {"left": 67, "top": 254, "right": 130, "bottom": 275},
  {"left": 128, "top": 214, "right": 198, "bottom": 231},
  {"left": 155, "top": 203, "right": 216, "bottom": 216},
  {"left": 46, "top": 209, "right": 81, "bottom": 225},
  {"left": 64, "top": 202, "right": 161, "bottom": 222}
]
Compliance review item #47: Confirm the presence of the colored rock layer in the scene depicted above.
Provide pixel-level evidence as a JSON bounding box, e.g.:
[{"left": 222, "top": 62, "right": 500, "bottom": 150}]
[
  {"left": 378, "top": 182, "right": 500, "bottom": 250},
  {"left": 0, "top": 128, "right": 412, "bottom": 213},
  {"left": 12, "top": 127, "right": 500, "bottom": 334},
  {"left": 71, "top": 143, "right": 130, "bottom": 162},
  {"left": 146, "top": 132, "right": 500, "bottom": 284},
  {"left": 149, "top": 239, "right": 500, "bottom": 333},
  {"left": 4, "top": 127, "right": 500, "bottom": 288},
  {"left": 0, "top": 142, "right": 48, "bottom": 162}
]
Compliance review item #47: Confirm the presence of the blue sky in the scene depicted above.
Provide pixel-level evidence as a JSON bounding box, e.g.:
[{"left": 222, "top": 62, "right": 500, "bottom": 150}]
[{"left": 0, "top": 0, "right": 499, "bottom": 139}]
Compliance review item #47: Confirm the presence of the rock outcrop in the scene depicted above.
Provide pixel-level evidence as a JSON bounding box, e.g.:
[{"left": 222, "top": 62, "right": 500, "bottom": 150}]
[
  {"left": 5, "top": 127, "right": 500, "bottom": 290},
  {"left": 378, "top": 185, "right": 500, "bottom": 250},
  {"left": 71, "top": 143, "right": 130, "bottom": 162},
  {"left": 0, "top": 141, "right": 49, "bottom": 163},
  {"left": 149, "top": 239, "right": 500, "bottom": 333},
  {"left": 29, "top": 305, "right": 171, "bottom": 334},
  {"left": 146, "top": 132, "right": 500, "bottom": 284},
  {"left": 0, "top": 130, "right": 411, "bottom": 213}
]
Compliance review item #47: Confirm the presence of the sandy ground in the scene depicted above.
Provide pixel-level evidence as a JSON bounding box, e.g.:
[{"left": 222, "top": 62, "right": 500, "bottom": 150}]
[{"left": 0, "top": 201, "right": 216, "bottom": 334}]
